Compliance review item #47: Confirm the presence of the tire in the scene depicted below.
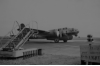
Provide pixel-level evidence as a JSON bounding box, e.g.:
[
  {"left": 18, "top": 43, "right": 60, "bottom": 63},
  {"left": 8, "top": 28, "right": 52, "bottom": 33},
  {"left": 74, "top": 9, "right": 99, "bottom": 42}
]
[
  {"left": 63, "top": 40, "right": 67, "bottom": 42},
  {"left": 54, "top": 38, "right": 59, "bottom": 43}
]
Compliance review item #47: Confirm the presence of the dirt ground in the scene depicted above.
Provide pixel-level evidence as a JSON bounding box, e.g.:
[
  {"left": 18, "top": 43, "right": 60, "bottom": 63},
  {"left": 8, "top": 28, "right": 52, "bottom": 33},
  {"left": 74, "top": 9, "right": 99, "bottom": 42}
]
[{"left": 0, "top": 38, "right": 100, "bottom": 65}]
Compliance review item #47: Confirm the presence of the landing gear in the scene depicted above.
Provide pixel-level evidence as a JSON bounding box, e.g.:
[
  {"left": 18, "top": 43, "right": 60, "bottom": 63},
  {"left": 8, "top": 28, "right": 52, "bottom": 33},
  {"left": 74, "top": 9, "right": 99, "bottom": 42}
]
[
  {"left": 54, "top": 38, "right": 59, "bottom": 43},
  {"left": 63, "top": 39, "right": 67, "bottom": 43}
]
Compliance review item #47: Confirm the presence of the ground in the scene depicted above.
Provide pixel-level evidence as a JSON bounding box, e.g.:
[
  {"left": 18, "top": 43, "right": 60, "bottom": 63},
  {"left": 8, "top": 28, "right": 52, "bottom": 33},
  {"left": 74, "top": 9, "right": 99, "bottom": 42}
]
[{"left": 0, "top": 37, "right": 100, "bottom": 65}]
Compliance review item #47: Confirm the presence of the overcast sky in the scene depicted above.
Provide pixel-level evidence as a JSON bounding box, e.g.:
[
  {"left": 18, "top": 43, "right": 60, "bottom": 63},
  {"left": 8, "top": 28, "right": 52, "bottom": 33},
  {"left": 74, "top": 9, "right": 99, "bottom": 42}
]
[{"left": 0, "top": 0, "right": 100, "bottom": 37}]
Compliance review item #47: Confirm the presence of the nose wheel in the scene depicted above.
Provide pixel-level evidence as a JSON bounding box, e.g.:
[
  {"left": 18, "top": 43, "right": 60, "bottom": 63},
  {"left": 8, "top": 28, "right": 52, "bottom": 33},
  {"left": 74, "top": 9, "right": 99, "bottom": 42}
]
[{"left": 54, "top": 38, "right": 59, "bottom": 43}]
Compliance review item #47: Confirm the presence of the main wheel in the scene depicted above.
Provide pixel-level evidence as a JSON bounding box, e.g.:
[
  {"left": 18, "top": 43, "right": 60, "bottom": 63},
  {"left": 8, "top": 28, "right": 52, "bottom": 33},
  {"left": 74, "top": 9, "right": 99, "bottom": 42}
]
[
  {"left": 63, "top": 40, "right": 67, "bottom": 42},
  {"left": 54, "top": 38, "right": 59, "bottom": 43}
]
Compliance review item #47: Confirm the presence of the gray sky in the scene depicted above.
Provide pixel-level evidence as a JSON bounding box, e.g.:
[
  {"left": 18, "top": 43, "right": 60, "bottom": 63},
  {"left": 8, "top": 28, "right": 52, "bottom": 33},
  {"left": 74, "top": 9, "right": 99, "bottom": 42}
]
[{"left": 0, "top": 0, "right": 100, "bottom": 37}]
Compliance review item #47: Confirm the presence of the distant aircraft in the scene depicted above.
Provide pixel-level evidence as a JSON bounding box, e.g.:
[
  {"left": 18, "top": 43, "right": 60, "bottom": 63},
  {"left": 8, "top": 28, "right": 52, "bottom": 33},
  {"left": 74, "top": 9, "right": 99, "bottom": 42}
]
[{"left": 16, "top": 23, "right": 79, "bottom": 43}]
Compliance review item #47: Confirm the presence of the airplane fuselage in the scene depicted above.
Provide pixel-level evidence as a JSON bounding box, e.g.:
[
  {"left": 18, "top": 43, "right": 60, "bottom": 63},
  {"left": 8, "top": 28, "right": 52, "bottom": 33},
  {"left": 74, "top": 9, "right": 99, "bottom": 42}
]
[
  {"left": 28, "top": 28, "right": 77, "bottom": 43},
  {"left": 17, "top": 24, "right": 79, "bottom": 43}
]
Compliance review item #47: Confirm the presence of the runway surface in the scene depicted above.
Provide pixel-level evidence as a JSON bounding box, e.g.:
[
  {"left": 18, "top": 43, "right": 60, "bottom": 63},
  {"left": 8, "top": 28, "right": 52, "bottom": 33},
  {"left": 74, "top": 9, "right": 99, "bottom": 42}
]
[
  {"left": 23, "top": 39, "right": 100, "bottom": 57},
  {"left": 0, "top": 38, "right": 100, "bottom": 65}
]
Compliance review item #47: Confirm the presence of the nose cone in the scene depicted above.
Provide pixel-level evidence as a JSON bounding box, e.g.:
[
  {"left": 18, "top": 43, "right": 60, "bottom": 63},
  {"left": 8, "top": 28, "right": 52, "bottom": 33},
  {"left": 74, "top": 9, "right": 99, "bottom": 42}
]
[
  {"left": 73, "top": 29, "right": 79, "bottom": 37},
  {"left": 77, "top": 30, "right": 79, "bottom": 33},
  {"left": 72, "top": 28, "right": 79, "bottom": 33}
]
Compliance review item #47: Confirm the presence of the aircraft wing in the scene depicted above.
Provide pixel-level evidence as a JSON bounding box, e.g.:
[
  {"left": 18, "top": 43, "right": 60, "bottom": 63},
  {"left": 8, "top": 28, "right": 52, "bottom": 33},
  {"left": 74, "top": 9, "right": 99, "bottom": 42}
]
[
  {"left": 17, "top": 27, "right": 52, "bottom": 39},
  {"left": 30, "top": 28, "right": 52, "bottom": 39}
]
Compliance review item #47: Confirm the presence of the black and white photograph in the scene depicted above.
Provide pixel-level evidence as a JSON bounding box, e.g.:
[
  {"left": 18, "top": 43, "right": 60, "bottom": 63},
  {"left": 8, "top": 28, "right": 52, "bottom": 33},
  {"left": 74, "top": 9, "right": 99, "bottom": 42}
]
[{"left": 0, "top": 0, "right": 100, "bottom": 65}]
